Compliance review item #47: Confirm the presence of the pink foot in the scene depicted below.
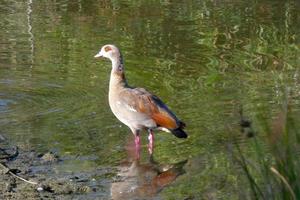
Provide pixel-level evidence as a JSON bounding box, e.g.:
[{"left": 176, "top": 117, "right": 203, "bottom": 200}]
[{"left": 148, "top": 130, "right": 154, "bottom": 155}]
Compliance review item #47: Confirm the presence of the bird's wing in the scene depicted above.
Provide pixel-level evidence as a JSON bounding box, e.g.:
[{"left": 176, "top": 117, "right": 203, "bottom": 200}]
[{"left": 119, "top": 87, "right": 180, "bottom": 129}]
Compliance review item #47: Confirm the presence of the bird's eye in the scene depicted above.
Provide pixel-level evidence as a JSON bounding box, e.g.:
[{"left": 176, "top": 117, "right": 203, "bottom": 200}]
[{"left": 104, "top": 46, "right": 112, "bottom": 52}]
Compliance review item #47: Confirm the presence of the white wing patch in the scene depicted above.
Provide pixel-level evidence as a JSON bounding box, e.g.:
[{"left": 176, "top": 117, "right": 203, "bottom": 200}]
[
  {"left": 125, "top": 104, "right": 137, "bottom": 112},
  {"left": 116, "top": 101, "right": 137, "bottom": 112}
]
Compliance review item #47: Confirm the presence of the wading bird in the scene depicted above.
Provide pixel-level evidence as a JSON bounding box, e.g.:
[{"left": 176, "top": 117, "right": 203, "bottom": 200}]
[{"left": 94, "top": 44, "right": 187, "bottom": 157}]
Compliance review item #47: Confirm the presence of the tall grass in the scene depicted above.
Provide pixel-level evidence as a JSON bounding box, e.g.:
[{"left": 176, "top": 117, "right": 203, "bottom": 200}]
[{"left": 235, "top": 90, "right": 300, "bottom": 199}]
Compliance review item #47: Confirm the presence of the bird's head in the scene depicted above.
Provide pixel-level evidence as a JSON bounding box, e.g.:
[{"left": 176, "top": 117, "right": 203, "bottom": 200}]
[{"left": 94, "top": 44, "right": 120, "bottom": 61}]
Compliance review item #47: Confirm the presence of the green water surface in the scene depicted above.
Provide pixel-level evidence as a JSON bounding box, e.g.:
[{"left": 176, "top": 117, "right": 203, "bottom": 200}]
[{"left": 0, "top": 0, "right": 299, "bottom": 199}]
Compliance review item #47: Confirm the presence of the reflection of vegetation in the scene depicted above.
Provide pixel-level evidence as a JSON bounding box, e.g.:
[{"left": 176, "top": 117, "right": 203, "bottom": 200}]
[{"left": 0, "top": 0, "right": 299, "bottom": 199}]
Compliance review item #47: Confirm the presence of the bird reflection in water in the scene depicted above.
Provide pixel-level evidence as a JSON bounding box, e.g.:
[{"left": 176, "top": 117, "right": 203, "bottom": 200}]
[{"left": 111, "top": 137, "right": 187, "bottom": 200}]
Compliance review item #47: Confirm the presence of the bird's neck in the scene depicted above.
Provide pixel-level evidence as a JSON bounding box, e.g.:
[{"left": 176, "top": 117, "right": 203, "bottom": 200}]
[{"left": 109, "top": 55, "right": 127, "bottom": 90}]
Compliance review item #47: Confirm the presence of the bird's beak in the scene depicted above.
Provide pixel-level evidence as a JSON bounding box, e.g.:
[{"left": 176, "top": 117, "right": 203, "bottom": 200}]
[{"left": 94, "top": 52, "right": 103, "bottom": 58}]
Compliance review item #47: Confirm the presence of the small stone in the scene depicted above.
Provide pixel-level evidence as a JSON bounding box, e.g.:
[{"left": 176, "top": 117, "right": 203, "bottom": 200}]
[
  {"left": 40, "top": 152, "right": 59, "bottom": 163},
  {"left": 77, "top": 185, "right": 92, "bottom": 193}
]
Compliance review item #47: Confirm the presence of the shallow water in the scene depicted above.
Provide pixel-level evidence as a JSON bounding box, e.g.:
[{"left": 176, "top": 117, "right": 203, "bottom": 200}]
[{"left": 0, "top": 0, "right": 299, "bottom": 199}]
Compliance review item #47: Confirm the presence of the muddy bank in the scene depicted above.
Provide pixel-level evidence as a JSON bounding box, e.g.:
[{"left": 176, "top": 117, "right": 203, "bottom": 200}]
[
  {"left": 0, "top": 134, "right": 112, "bottom": 200},
  {"left": 0, "top": 134, "right": 188, "bottom": 200}
]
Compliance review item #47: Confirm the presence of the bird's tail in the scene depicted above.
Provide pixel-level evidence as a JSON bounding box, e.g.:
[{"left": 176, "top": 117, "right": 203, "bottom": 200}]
[
  {"left": 171, "top": 128, "right": 188, "bottom": 138},
  {"left": 171, "top": 121, "right": 188, "bottom": 138}
]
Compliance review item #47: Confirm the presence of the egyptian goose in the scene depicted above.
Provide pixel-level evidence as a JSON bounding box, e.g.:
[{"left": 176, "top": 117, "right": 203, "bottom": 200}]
[{"left": 94, "top": 44, "right": 187, "bottom": 155}]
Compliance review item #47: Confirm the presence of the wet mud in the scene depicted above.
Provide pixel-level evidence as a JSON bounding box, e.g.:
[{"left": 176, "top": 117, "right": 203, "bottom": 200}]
[
  {"left": 0, "top": 134, "right": 110, "bottom": 200},
  {"left": 0, "top": 135, "right": 187, "bottom": 200}
]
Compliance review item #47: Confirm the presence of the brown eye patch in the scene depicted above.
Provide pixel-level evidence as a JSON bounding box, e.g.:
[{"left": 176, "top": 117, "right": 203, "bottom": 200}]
[{"left": 104, "top": 46, "right": 112, "bottom": 52}]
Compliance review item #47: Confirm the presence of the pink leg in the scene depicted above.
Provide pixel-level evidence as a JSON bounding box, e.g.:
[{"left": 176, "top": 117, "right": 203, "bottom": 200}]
[
  {"left": 134, "top": 133, "right": 141, "bottom": 159},
  {"left": 148, "top": 129, "right": 154, "bottom": 155}
]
